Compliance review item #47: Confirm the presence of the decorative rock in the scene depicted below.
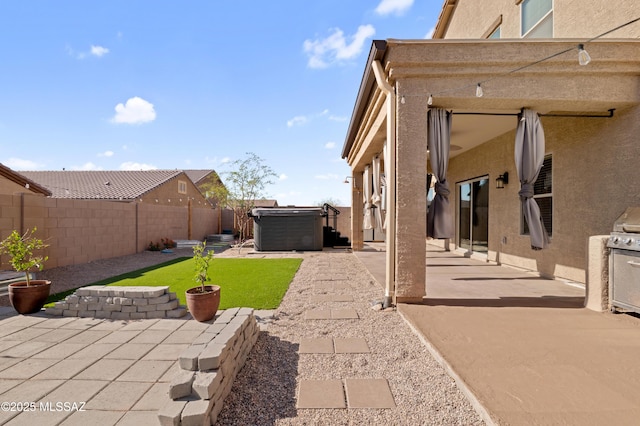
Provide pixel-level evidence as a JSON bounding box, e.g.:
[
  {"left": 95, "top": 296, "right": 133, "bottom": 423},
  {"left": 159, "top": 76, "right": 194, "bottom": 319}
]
[
  {"left": 157, "top": 399, "right": 188, "bottom": 426},
  {"left": 192, "top": 371, "right": 222, "bottom": 400},
  {"left": 179, "top": 344, "right": 206, "bottom": 371}
]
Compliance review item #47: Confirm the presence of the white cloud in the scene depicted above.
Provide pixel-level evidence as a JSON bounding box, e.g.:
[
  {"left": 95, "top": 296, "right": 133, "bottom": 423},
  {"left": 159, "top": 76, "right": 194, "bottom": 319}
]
[
  {"left": 119, "top": 161, "right": 157, "bottom": 170},
  {"left": 303, "top": 25, "right": 375, "bottom": 69},
  {"left": 279, "top": 174, "right": 288, "bottom": 181},
  {"left": 3, "top": 157, "right": 42, "bottom": 170},
  {"left": 425, "top": 26, "right": 436, "bottom": 39},
  {"left": 315, "top": 173, "right": 339, "bottom": 180},
  {"left": 375, "top": 0, "right": 414, "bottom": 16},
  {"left": 91, "top": 45, "right": 109, "bottom": 57},
  {"left": 98, "top": 150, "right": 114, "bottom": 157},
  {"left": 220, "top": 157, "right": 231, "bottom": 164},
  {"left": 325, "top": 142, "right": 336, "bottom": 149},
  {"left": 111, "top": 97, "right": 156, "bottom": 124},
  {"left": 287, "top": 116, "right": 308, "bottom": 128},
  {"left": 71, "top": 162, "right": 102, "bottom": 171},
  {"left": 329, "top": 114, "right": 348, "bottom": 122}
]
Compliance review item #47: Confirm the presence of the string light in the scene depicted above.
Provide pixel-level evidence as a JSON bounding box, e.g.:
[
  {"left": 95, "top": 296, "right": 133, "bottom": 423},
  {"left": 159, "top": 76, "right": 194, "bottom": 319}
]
[
  {"left": 427, "top": 94, "right": 433, "bottom": 105},
  {"left": 578, "top": 44, "right": 591, "bottom": 66},
  {"left": 475, "top": 83, "right": 483, "bottom": 98}
]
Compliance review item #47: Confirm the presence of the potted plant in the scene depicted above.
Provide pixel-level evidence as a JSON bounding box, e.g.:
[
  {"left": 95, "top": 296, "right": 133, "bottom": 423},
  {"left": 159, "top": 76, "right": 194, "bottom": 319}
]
[
  {"left": 185, "top": 241, "right": 220, "bottom": 322},
  {"left": 0, "top": 228, "right": 51, "bottom": 314}
]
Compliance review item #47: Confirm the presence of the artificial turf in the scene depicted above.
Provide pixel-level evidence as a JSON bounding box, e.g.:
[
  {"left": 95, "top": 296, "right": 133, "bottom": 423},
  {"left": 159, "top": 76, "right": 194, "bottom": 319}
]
[{"left": 46, "top": 257, "right": 303, "bottom": 310}]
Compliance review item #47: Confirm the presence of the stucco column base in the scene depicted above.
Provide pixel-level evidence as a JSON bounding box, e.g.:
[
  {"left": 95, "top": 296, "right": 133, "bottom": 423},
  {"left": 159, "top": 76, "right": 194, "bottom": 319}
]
[
  {"left": 585, "top": 235, "right": 610, "bottom": 312},
  {"left": 395, "top": 297, "right": 425, "bottom": 304}
]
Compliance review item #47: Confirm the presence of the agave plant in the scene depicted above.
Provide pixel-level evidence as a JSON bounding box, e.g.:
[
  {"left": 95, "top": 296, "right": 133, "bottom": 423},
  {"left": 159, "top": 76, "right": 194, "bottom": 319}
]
[{"left": 0, "top": 228, "right": 48, "bottom": 286}]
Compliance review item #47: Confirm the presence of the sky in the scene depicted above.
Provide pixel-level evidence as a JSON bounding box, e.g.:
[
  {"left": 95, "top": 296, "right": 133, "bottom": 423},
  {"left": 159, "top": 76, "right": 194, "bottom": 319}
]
[{"left": 0, "top": 0, "right": 443, "bottom": 206}]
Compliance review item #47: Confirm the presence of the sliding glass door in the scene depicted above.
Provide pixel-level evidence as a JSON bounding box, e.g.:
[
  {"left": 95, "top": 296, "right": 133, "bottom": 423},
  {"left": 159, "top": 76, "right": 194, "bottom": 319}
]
[{"left": 458, "top": 177, "right": 489, "bottom": 254}]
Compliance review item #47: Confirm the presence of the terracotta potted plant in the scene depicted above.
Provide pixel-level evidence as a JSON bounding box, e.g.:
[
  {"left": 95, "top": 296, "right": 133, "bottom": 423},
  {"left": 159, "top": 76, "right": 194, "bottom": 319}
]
[
  {"left": 186, "top": 241, "right": 220, "bottom": 322},
  {"left": 0, "top": 228, "right": 51, "bottom": 314}
]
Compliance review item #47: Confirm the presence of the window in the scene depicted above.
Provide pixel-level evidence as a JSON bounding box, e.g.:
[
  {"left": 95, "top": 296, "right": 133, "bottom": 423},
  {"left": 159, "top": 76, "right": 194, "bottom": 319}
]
[
  {"left": 521, "top": 0, "right": 553, "bottom": 38},
  {"left": 178, "top": 180, "right": 187, "bottom": 194},
  {"left": 488, "top": 27, "right": 501, "bottom": 39},
  {"left": 523, "top": 155, "right": 552, "bottom": 236}
]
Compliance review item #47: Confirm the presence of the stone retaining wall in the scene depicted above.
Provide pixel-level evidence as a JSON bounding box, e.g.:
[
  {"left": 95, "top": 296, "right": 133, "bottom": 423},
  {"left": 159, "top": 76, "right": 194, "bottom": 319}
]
[
  {"left": 158, "top": 307, "right": 260, "bottom": 426},
  {"left": 45, "top": 286, "right": 187, "bottom": 319}
]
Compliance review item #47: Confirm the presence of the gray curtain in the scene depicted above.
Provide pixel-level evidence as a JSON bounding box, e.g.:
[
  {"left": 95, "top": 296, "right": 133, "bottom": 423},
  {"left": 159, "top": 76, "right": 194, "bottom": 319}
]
[
  {"left": 515, "top": 108, "right": 550, "bottom": 250},
  {"left": 427, "top": 108, "right": 454, "bottom": 239}
]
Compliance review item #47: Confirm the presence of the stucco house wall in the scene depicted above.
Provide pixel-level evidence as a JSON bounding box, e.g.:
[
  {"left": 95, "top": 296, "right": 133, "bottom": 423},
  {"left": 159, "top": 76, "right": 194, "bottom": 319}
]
[
  {"left": 439, "top": 0, "right": 639, "bottom": 39},
  {"left": 446, "top": 104, "right": 640, "bottom": 282}
]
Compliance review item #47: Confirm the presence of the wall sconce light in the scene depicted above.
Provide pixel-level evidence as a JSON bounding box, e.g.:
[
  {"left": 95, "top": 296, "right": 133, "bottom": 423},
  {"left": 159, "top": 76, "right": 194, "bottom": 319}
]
[
  {"left": 344, "top": 176, "right": 353, "bottom": 184},
  {"left": 496, "top": 172, "right": 509, "bottom": 189}
]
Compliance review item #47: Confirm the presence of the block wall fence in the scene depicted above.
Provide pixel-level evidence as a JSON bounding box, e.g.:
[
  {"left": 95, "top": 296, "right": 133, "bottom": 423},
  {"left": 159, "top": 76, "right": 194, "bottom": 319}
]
[{"left": 0, "top": 193, "right": 218, "bottom": 270}]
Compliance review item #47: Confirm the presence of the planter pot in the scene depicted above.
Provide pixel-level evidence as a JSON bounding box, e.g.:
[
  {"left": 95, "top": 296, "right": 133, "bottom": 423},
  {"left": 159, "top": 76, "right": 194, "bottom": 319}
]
[
  {"left": 8, "top": 280, "right": 52, "bottom": 315},
  {"left": 186, "top": 285, "right": 221, "bottom": 322}
]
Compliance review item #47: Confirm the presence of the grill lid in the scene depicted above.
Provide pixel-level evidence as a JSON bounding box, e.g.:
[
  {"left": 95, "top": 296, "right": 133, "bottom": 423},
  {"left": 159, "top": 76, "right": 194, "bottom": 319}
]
[{"left": 613, "top": 207, "right": 640, "bottom": 233}]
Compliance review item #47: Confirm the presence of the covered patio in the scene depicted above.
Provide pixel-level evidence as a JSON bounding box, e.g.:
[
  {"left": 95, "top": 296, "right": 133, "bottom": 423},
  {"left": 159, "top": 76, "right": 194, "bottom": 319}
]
[
  {"left": 342, "top": 38, "right": 640, "bottom": 304},
  {"left": 354, "top": 243, "right": 640, "bottom": 425}
]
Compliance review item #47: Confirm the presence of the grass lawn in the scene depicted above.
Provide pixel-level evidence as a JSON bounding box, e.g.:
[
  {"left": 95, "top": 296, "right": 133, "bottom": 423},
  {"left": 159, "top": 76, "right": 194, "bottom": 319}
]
[{"left": 46, "top": 257, "right": 303, "bottom": 310}]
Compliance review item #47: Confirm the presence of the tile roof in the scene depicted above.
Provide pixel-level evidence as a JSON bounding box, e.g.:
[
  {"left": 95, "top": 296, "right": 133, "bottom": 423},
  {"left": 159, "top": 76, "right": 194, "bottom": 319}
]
[
  {"left": 0, "top": 164, "right": 51, "bottom": 196},
  {"left": 183, "top": 170, "right": 218, "bottom": 185},
  {"left": 19, "top": 170, "right": 185, "bottom": 200}
]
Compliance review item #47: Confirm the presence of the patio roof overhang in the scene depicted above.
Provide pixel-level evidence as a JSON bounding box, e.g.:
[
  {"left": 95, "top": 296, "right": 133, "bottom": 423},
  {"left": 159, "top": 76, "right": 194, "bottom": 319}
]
[{"left": 342, "top": 38, "right": 640, "bottom": 172}]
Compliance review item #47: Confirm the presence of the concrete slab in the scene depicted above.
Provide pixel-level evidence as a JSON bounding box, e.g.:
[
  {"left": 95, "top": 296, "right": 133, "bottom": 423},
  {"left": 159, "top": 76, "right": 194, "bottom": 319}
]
[
  {"left": 142, "top": 343, "right": 190, "bottom": 361},
  {"left": 85, "top": 381, "right": 152, "bottom": 410},
  {"left": 32, "top": 357, "right": 96, "bottom": 380},
  {"left": 31, "top": 343, "right": 90, "bottom": 359},
  {"left": 128, "top": 329, "right": 172, "bottom": 344},
  {"left": 304, "top": 309, "right": 331, "bottom": 320},
  {"left": 74, "top": 359, "right": 136, "bottom": 380},
  {"left": 334, "top": 338, "right": 370, "bottom": 354},
  {"left": 344, "top": 378, "right": 396, "bottom": 408},
  {"left": 116, "top": 360, "right": 174, "bottom": 382},
  {"left": 0, "top": 341, "right": 54, "bottom": 358},
  {"left": 58, "top": 409, "right": 124, "bottom": 426},
  {"left": 0, "top": 358, "right": 60, "bottom": 379},
  {"left": 331, "top": 308, "right": 359, "bottom": 319},
  {"left": 68, "top": 343, "right": 120, "bottom": 359},
  {"left": 131, "top": 382, "right": 169, "bottom": 410},
  {"left": 95, "top": 330, "right": 142, "bottom": 344},
  {"left": 297, "top": 379, "right": 346, "bottom": 409},
  {"left": 162, "top": 330, "right": 204, "bottom": 344},
  {"left": 103, "top": 343, "right": 155, "bottom": 360},
  {"left": 116, "top": 410, "right": 159, "bottom": 426},
  {"left": 299, "top": 338, "right": 334, "bottom": 354},
  {"left": 63, "top": 330, "right": 111, "bottom": 344},
  {"left": 29, "top": 328, "right": 83, "bottom": 343}
]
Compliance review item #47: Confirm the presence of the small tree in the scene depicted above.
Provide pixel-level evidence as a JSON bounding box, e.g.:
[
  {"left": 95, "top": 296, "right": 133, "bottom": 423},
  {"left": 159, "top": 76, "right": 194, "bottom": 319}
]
[
  {"left": 192, "top": 241, "right": 214, "bottom": 293},
  {"left": 0, "top": 228, "right": 48, "bottom": 286},
  {"left": 205, "top": 152, "right": 277, "bottom": 247}
]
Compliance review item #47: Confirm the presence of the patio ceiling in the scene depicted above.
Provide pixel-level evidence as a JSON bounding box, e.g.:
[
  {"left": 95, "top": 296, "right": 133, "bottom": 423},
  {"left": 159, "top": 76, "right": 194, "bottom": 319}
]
[{"left": 343, "top": 39, "right": 640, "bottom": 171}]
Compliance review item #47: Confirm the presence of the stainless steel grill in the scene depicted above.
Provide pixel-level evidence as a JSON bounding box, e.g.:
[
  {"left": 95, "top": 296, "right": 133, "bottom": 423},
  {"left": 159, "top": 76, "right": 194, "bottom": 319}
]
[{"left": 608, "top": 207, "right": 640, "bottom": 313}]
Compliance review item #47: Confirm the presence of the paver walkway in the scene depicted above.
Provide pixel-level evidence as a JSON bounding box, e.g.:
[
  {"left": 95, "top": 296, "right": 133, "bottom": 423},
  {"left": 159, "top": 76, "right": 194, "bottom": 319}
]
[{"left": 296, "top": 272, "right": 395, "bottom": 410}]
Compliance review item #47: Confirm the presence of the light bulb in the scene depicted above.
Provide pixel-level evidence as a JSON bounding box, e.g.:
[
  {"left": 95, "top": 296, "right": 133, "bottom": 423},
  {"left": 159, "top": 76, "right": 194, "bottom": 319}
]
[
  {"left": 476, "top": 83, "right": 483, "bottom": 98},
  {"left": 427, "top": 94, "right": 433, "bottom": 105},
  {"left": 400, "top": 95, "right": 406, "bottom": 104},
  {"left": 578, "top": 44, "right": 591, "bottom": 66}
]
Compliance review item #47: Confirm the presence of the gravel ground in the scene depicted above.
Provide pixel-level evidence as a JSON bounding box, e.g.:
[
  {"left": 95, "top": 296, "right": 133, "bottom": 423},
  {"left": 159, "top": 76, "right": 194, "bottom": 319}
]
[
  {"left": 2, "top": 246, "right": 485, "bottom": 424},
  {"left": 215, "top": 249, "right": 485, "bottom": 426}
]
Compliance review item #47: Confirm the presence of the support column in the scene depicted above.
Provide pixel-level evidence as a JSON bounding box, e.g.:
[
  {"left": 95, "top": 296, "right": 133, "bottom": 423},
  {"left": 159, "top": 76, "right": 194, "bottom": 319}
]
[
  {"left": 350, "top": 172, "right": 364, "bottom": 251},
  {"left": 394, "top": 81, "right": 427, "bottom": 303}
]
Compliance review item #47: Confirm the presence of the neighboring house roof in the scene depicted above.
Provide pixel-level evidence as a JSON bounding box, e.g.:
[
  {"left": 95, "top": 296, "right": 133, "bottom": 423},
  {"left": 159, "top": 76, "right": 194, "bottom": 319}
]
[
  {"left": 183, "top": 169, "right": 220, "bottom": 185},
  {"left": 0, "top": 163, "right": 51, "bottom": 196},
  {"left": 252, "top": 199, "right": 279, "bottom": 208},
  {"left": 432, "top": 0, "right": 458, "bottom": 39},
  {"left": 20, "top": 170, "right": 185, "bottom": 200}
]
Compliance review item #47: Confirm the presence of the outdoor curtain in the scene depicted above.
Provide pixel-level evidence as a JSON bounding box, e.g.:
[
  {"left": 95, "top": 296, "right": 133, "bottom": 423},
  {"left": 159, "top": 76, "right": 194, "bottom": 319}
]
[
  {"left": 372, "top": 154, "right": 384, "bottom": 230},
  {"left": 427, "top": 108, "right": 454, "bottom": 239},
  {"left": 515, "top": 108, "right": 550, "bottom": 250},
  {"left": 382, "top": 141, "right": 388, "bottom": 230},
  {"left": 363, "top": 165, "right": 372, "bottom": 230}
]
